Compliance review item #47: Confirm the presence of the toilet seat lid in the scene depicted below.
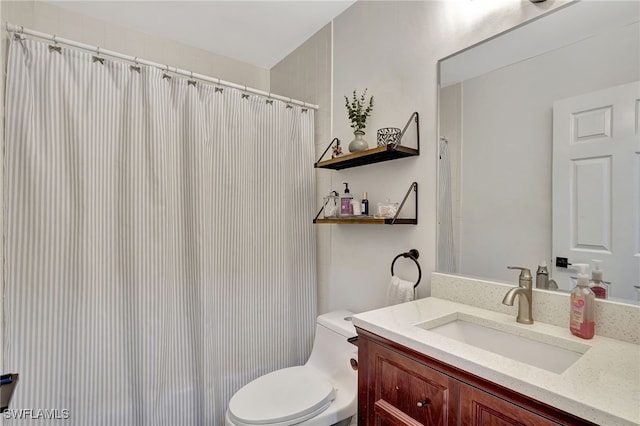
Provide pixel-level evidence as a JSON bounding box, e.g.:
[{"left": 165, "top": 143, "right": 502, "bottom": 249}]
[{"left": 228, "top": 366, "right": 335, "bottom": 425}]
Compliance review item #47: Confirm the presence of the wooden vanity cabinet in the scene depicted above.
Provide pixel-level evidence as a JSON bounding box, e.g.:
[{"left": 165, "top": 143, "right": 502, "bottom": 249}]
[{"left": 357, "top": 328, "right": 595, "bottom": 426}]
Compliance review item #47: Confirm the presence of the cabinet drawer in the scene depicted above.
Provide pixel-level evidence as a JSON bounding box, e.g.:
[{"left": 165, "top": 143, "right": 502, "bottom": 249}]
[
  {"left": 460, "top": 384, "right": 562, "bottom": 426},
  {"left": 369, "top": 341, "right": 455, "bottom": 426}
]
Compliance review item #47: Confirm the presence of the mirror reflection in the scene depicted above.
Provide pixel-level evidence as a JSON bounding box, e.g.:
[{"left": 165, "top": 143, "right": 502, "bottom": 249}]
[{"left": 437, "top": 1, "right": 640, "bottom": 304}]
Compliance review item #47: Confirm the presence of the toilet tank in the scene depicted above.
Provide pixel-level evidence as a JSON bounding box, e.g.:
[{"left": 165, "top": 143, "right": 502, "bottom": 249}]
[
  {"left": 317, "top": 310, "right": 356, "bottom": 338},
  {"left": 306, "top": 310, "right": 357, "bottom": 382}
]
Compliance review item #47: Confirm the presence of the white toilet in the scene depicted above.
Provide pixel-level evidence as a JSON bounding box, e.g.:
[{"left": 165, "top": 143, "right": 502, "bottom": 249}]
[{"left": 225, "top": 310, "right": 358, "bottom": 426}]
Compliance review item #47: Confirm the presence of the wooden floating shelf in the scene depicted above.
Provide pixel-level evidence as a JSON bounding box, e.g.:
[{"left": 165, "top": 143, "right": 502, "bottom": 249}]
[
  {"left": 313, "top": 217, "right": 418, "bottom": 225},
  {"left": 313, "top": 182, "right": 418, "bottom": 226},
  {"left": 314, "top": 145, "right": 419, "bottom": 170}
]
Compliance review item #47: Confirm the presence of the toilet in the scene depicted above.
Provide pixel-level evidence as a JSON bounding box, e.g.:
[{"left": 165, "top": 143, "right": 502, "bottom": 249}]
[{"left": 225, "top": 310, "right": 358, "bottom": 426}]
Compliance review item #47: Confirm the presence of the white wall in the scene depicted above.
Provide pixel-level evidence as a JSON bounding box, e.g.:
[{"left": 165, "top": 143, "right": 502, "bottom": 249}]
[
  {"left": 269, "top": 0, "right": 572, "bottom": 315},
  {"left": 325, "top": 0, "right": 571, "bottom": 314},
  {"left": 458, "top": 22, "right": 640, "bottom": 283}
]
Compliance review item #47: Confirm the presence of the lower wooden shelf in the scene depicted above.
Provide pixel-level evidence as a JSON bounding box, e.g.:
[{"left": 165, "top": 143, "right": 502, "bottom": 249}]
[
  {"left": 313, "top": 217, "right": 417, "bottom": 225},
  {"left": 313, "top": 182, "right": 418, "bottom": 225}
]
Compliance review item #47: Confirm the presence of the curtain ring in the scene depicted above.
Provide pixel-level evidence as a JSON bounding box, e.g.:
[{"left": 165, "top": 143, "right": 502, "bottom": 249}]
[
  {"left": 162, "top": 64, "right": 172, "bottom": 80},
  {"left": 129, "top": 56, "right": 141, "bottom": 73},
  {"left": 92, "top": 47, "right": 105, "bottom": 64},
  {"left": 49, "top": 35, "right": 62, "bottom": 53},
  {"left": 15, "top": 25, "right": 25, "bottom": 41}
]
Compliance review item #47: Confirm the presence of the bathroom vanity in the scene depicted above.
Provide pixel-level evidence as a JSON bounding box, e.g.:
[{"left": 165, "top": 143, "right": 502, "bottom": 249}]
[
  {"left": 357, "top": 329, "right": 591, "bottom": 425},
  {"left": 352, "top": 282, "right": 640, "bottom": 426}
]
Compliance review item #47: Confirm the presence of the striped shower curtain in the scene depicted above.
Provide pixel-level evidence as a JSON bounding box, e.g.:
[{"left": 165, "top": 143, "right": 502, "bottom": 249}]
[
  {"left": 437, "top": 137, "right": 457, "bottom": 273},
  {"left": 3, "top": 37, "right": 316, "bottom": 425}
]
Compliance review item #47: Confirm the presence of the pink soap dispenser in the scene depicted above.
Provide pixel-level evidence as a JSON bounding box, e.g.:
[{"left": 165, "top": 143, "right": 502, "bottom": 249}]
[{"left": 570, "top": 264, "right": 595, "bottom": 339}]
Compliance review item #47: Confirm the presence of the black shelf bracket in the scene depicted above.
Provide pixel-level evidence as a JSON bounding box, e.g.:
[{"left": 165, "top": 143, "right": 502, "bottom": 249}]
[
  {"left": 398, "top": 111, "right": 419, "bottom": 154},
  {"left": 390, "top": 181, "right": 418, "bottom": 225},
  {"left": 315, "top": 137, "right": 340, "bottom": 166}
]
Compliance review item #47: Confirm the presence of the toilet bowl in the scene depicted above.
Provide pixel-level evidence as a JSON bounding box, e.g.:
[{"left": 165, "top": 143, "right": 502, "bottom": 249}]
[{"left": 225, "top": 310, "right": 358, "bottom": 426}]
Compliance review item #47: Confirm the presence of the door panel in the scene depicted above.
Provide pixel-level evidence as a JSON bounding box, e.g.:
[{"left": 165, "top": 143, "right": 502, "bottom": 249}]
[{"left": 553, "top": 81, "right": 640, "bottom": 301}]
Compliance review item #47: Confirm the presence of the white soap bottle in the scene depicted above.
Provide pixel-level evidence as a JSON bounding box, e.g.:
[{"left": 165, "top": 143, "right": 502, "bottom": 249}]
[{"left": 590, "top": 259, "right": 607, "bottom": 299}]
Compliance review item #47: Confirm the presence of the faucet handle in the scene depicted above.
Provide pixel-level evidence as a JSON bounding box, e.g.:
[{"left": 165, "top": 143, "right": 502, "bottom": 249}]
[{"left": 507, "top": 266, "right": 532, "bottom": 280}]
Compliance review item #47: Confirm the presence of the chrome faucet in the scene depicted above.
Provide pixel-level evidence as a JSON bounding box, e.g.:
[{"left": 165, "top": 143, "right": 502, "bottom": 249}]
[{"left": 502, "top": 266, "right": 534, "bottom": 324}]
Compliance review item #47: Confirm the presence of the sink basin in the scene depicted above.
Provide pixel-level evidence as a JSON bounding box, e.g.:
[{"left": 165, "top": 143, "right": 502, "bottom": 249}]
[{"left": 418, "top": 314, "right": 589, "bottom": 374}]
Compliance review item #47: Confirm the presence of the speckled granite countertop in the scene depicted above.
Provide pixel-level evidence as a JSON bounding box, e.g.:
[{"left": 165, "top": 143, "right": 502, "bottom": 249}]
[{"left": 352, "top": 297, "right": 640, "bottom": 426}]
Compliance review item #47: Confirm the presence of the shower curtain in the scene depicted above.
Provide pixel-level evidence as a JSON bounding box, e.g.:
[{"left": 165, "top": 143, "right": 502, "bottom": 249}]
[
  {"left": 437, "top": 137, "right": 457, "bottom": 273},
  {"left": 3, "top": 37, "right": 316, "bottom": 425}
]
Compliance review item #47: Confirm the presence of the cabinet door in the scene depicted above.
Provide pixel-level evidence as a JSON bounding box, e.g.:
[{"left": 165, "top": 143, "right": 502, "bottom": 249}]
[
  {"left": 366, "top": 340, "right": 456, "bottom": 426},
  {"left": 460, "top": 383, "right": 561, "bottom": 426}
]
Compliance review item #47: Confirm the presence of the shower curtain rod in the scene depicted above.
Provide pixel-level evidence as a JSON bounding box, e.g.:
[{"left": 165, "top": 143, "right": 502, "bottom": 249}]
[{"left": 5, "top": 22, "right": 320, "bottom": 111}]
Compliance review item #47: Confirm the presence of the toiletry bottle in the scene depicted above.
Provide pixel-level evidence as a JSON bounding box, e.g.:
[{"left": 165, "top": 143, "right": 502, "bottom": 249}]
[
  {"left": 590, "top": 259, "right": 607, "bottom": 299},
  {"left": 569, "top": 264, "right": 595, "bottom": 339},
  {"left": 361, "top": 192, "right": 369, "bottom": 216},
  {"left": 350, "top": 197, "right": 362, "bottom": 215},
  {"left": 323, "top": 191, "right": 339, "bottom": 218},
  {"left": 340, "top": 182, "right": 353, "bottom": 216},
  {"left": 536, "top": 262, "right": 549, "bottom": 289}
]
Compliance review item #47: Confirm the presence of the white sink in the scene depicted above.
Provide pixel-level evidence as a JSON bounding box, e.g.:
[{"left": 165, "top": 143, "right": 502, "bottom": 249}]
[{"left": 417, "top": 314, "right": 589, "bottom": 374}]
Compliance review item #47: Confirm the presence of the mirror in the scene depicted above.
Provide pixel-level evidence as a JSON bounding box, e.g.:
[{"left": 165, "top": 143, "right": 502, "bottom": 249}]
[{"left": 437, "top": 1, "right": 640, "bottom": 304}]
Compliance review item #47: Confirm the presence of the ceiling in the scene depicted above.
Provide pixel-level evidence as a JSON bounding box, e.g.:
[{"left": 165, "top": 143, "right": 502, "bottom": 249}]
[{"left": 45, "top": 1, "right": 356, "bottom": 69}]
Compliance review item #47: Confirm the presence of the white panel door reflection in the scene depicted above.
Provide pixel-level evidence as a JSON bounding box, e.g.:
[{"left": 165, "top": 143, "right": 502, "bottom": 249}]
[{"left": 553, "top": 81, "right": 640, "bottom": 302}]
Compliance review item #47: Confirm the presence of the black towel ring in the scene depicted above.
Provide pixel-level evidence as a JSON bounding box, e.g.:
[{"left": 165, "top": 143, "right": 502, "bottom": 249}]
[{"left": 390, "top": 249, "right": 421, "bottom": 289}]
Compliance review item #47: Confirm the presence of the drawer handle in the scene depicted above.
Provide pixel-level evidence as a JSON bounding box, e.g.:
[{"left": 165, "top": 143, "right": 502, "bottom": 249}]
[{"left": 417, "top": 400, "right": 430, "bottom": 408}]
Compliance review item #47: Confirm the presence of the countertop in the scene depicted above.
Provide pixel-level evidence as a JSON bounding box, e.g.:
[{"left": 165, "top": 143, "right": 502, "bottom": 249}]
[{"left": 352, "top": 297, "right": 640, "bottom": 426}]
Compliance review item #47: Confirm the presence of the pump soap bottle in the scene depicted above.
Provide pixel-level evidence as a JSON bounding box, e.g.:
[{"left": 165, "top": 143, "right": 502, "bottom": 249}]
[
  {"left": 570, "top": 264, "right": 595, "bottom": 339},
  {"left": 536, "top": 262, "right": 549, "bottom": 289},
  {"left": 340, "top": 182, "right": 353, "bottom": 216},
  {"left": 590, "top": 259, "right": 607, "bottom": 299}
]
